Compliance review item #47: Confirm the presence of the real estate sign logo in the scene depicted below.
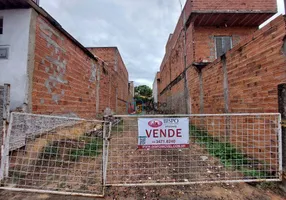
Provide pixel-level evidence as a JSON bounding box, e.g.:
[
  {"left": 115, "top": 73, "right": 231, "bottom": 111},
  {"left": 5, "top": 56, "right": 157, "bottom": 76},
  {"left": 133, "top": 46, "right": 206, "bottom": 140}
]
[{"left": 138, "top": 118, "right": 189, "bottom": 149}]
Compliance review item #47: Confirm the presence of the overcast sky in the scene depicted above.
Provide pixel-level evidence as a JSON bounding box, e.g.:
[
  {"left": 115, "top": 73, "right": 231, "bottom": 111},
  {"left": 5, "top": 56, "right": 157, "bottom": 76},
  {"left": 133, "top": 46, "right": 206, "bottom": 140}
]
[{"left": 40, "top": 0, "right": 284, "bottom": 87}]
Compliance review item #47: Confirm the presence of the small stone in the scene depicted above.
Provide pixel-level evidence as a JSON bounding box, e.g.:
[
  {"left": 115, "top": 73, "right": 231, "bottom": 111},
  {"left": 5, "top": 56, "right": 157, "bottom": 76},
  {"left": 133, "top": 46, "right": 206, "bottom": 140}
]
[
  {"left": 184, "top": 179, "right": 189, "bottom": 182},
  {"left": 148, "top": 177, "right": 152, "bottom": 180},
  {"left": 207, "top": 169, "right": 212, "bottom": 173},
  {"left": 200, "top": 156, "right": 208, "bottom": 161}
]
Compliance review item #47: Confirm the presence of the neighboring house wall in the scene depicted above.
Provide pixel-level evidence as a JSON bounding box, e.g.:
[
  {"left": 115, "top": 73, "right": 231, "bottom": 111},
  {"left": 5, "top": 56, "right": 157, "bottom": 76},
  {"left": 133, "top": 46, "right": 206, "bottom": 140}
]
[
  {"left": 158, "top": 0, "right": 277, "bottom": 114},
  {"left": 194, "top": 27, "right": 257, "bottom": 62},
  {"left": 32, "top": 15, "right": 102, "bottom": 119},
  {"left": 88, "top": 47, "right": 129, "bottom": 114},
  {"left": 190, "top": 16, "right": 286, "bottom": 114},
  {"left": 0, "top": 9, "right": 31, "bottom": 110},
  {"left": 191, "top": 0, "right": 276, "bottom": 11}
]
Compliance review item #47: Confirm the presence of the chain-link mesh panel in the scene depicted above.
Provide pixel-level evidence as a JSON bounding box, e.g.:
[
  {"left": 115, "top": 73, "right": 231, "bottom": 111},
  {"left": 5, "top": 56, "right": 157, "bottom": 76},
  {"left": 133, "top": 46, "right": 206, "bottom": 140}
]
[
  {"left": 1, "top": 112, "right": 106, "bottom": 197},
  {"left": 106, "top": 114, "right": 282, "bottom": 186}
]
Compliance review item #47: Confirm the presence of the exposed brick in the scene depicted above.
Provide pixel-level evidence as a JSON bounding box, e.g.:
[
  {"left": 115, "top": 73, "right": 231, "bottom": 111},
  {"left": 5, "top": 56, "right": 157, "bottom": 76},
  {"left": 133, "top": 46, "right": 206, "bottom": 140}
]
[
  {"left": 33, "top": 16, "right": 104, "bottom": 119},
  {"left": 88, "top": 47, "right": 129, "bottom": 115},
  {"left": 158, "top": 0, "right": 283, "bottom": 163}
]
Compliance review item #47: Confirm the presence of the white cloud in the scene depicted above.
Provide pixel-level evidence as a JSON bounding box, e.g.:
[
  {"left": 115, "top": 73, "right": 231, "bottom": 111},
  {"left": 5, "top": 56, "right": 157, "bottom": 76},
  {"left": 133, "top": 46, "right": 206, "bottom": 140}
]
[{"left": 40, "top": 0, "right": 182, "bottom": 86}]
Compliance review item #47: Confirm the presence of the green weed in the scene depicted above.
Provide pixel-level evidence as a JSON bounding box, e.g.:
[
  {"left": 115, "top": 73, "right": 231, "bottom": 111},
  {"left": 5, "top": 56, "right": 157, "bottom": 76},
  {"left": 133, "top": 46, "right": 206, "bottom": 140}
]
[
  {"left": 190, "top": 125, "right": 270, "bottom": 178},
  {"left": 69, "top": 138, "right": 103, "bottom": 161}
]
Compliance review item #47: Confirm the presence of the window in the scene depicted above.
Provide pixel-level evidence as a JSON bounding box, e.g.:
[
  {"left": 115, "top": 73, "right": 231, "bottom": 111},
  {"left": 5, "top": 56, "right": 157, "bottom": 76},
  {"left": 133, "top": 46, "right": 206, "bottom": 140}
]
[
  {"left": 0, "top": 47, "right": 9, "bottom": 59},
  {"left": 0, "top": 18, "right": 3, "bottom": 34},
  {"left": 215, "top": 36, "right": 232, "bottom": 58}
]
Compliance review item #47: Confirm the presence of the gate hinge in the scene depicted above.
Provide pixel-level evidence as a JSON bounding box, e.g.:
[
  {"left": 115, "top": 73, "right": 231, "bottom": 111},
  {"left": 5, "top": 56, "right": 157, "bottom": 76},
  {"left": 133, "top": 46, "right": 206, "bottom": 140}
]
[{"left": 281, "top": 120, "right": 286, "bottom": 127}]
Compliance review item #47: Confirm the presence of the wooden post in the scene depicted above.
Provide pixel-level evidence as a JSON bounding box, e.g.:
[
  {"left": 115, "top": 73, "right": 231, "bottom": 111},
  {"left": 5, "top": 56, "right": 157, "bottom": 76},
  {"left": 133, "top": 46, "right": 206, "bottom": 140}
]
[{"left": 278, "top": 83, "right": 286, "bottom": 191}]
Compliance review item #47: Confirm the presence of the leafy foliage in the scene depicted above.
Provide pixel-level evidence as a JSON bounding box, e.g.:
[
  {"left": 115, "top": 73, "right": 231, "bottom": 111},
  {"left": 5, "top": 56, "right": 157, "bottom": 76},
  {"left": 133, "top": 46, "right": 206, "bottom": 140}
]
[{"left": 135, "top": 85, "right": 152, "bottom": 98}]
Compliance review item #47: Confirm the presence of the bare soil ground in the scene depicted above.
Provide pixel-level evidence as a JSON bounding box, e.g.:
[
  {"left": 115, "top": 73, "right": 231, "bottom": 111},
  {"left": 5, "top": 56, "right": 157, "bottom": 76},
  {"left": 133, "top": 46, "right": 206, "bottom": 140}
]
[{"left": 0, "top": 182, "right": 285, "bottom": 200}]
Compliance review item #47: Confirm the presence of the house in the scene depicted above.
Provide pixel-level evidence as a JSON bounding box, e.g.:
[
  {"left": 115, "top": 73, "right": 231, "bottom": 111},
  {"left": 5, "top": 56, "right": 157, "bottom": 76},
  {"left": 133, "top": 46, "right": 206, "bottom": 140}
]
[
  {"left": 0, "top": 0, "right": 131, "bottom": 118},
  {"left": 157, "top": 0, "right": 283, "bottom": 114}
]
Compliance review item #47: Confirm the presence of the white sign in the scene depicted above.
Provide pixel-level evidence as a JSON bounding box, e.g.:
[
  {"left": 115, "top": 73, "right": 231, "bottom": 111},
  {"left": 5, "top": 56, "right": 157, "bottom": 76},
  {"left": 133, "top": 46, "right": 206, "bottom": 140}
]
[{"left": 138, "top": 118, "right": 189, "bottom": 149}]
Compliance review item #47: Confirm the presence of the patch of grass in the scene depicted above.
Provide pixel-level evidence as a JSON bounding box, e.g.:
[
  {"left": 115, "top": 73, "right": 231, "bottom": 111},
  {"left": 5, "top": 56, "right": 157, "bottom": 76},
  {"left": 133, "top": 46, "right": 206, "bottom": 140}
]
[
  {"left": 257, "top": 182, "right": 278, "bottom": 190},
  {"left": 41, "top": 143, "right": 60, "bottom": 159},
  {"left": 190, "top": 125, "right": 270, "bottom": 179},
  {"left": 112, "top": 120, "right": 124, "bottom": 132},
  {"left": 70, "top": 138, "right": 103, "bottom": 161}
]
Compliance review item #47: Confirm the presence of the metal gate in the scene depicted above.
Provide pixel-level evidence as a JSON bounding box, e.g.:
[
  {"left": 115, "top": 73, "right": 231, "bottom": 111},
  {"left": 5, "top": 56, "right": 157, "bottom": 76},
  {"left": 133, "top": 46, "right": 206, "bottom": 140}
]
[
  {"left": 0, "top": 113, "right": 282, "bottom": 196},
  {"left": 106, "top": 113, "right": 282, "bottom": 186},
  {"left": 0, "top": 112, "right": 108, "bottom": 197}
]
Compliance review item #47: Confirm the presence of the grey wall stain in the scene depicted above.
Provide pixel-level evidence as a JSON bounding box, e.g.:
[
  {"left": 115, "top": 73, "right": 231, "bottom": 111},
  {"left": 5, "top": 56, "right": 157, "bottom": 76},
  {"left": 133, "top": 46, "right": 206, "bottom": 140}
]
[
  {"left": 39, "top": 18, "right": 68, "bottom": 104},
  {"left": 89, "top": 62, "right": 97, "bottom": 82}
]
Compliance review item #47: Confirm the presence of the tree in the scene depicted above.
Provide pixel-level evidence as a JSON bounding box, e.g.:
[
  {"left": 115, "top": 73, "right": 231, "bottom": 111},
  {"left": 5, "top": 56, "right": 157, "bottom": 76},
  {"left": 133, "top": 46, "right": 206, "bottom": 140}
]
[{"left": 135, "top": 85, "right": 152, "bottom": 98}]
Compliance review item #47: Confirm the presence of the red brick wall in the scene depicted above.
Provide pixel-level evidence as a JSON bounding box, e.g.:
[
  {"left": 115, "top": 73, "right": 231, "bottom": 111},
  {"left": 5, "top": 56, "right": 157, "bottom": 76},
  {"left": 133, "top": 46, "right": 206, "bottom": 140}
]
[
  {"left": 159, "top": 22, "right": 256, "bottom": 112},
  {"left": 32, "top": 16, "right": 104, "bottom": 119},
  {"left": 191, "top": 0, "right": 277, "bottom": 12},
  {"left": 194, "top": 27, "right": 257, "bottom": 62},
  {"left": 188, "top": 15, "right": 286, "bottom": 164},
  {"left": 161, "top": 0, "right": 276, "bottom": 72},
  {"left": 197, "top": 16, "right": 286, "bottom": 114},
  {"left": 88, "top": 47, "right": 129, "bottom": 114}
]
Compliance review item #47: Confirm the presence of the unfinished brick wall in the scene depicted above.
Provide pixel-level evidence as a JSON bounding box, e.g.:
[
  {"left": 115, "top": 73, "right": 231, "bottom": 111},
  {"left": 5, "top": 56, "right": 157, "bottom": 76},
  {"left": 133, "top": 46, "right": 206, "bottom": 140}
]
[
  {"left": 186, "top": 16, "right": 286, "bottom": 165},
  {"left": 88, "top": 47, "right": 129, "bottom": 114},
  {"left": 32, "top": 16, "right": 103, "bottom": 119},
  {"left": 192, "top": 16, "right": 286, "bottom": 114},
  {"left": 191, "top": 0, "right": 276, "bottom": 12},
  {"left": 157, "top": 0, "right": 282, "bottom": 170},
  {"left": 158, "top": 6, "right": 262, "bottom": 111},
  {"left": 194, "top": 27, "right": 257, "bottom": 62}
]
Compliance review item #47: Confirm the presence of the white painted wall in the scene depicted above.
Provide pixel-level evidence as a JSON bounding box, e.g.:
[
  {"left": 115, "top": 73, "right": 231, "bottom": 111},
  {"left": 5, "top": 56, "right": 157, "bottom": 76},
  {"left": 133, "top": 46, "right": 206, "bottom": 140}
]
[
  {"left": 152, "top": 75, "right": 158, "bottom": 103},
  {"left": 0, "top": 9, "right": 31, "bottom": 110}
]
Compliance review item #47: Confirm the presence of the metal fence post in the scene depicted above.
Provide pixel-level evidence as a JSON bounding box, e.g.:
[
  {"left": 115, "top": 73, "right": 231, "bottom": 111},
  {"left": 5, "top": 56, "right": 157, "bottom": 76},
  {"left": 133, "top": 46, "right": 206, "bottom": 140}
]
[
  {"left": 278, "top": 83, "right": 286, "bottom": 191},
  {"left": 0, "top": 84, "right": 10, "bottom": 181}
]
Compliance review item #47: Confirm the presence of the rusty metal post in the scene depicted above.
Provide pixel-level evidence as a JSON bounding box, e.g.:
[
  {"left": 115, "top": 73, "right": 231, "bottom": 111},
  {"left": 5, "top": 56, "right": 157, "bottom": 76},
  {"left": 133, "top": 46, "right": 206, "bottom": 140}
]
[{"left": 278, "top": 84, "right": 286, "bottom": 191}]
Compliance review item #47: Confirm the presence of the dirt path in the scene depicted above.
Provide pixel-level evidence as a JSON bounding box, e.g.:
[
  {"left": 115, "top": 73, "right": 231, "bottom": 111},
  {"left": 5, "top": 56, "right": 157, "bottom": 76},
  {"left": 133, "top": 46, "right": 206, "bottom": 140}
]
[{"left": 0, "top": 183, "right": 285, "bottom": 200}]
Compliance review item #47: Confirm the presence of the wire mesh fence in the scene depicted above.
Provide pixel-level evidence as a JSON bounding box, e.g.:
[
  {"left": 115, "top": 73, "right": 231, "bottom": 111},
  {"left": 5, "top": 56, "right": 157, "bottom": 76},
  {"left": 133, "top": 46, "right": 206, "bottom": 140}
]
[
  {"left": 0, "top": 112, "right": 106, "bottom": 197},
  {"left": 106, "top": 114, "right": 282, "bottom": 186}
]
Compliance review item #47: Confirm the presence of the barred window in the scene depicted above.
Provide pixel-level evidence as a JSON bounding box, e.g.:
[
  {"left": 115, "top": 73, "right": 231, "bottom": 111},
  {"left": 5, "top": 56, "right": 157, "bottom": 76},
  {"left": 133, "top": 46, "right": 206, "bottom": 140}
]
[
  {"left": 0, "top": 18, "right": 3, "bottom": 34},
  {"left": 215, "top": 36, "right": 232, "bottom": 58}
]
